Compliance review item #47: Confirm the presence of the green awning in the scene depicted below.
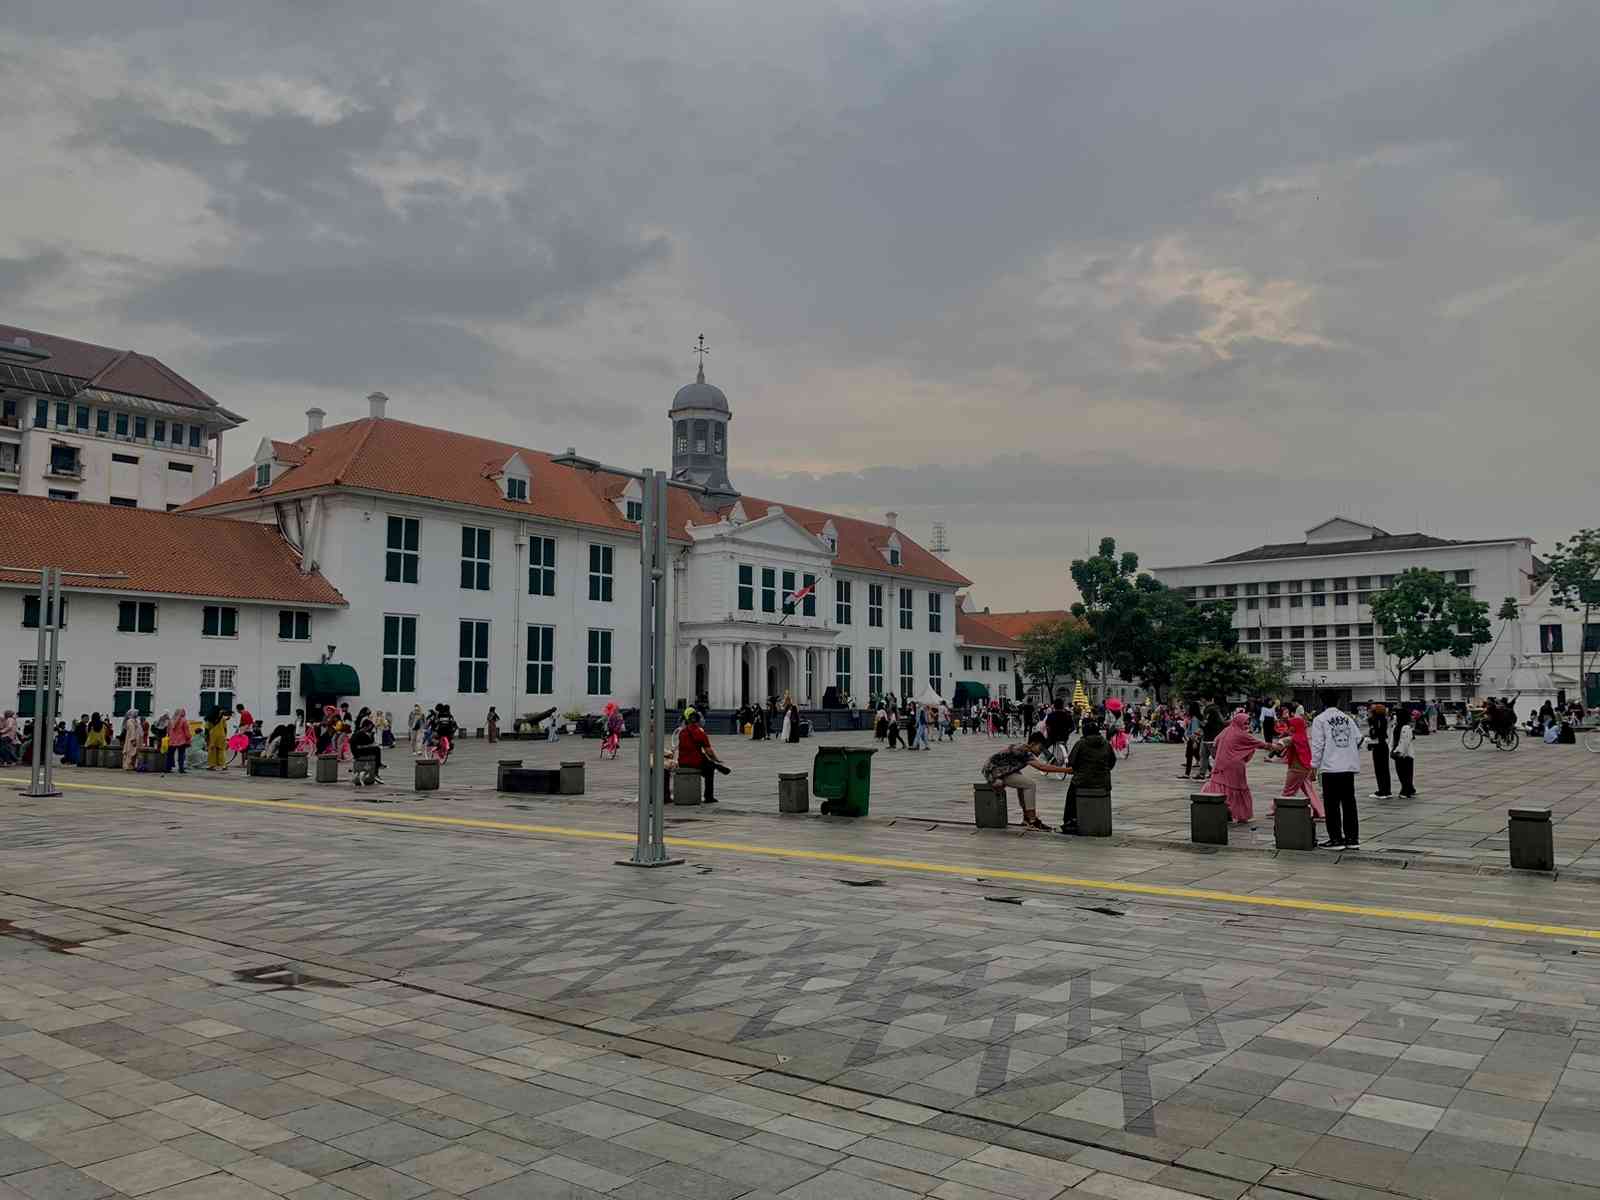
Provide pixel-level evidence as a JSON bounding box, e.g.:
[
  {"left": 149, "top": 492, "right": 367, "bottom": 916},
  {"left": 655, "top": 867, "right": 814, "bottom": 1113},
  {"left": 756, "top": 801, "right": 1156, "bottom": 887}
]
[
  {"left": 955, "top": 681, "right": 989, "bottom": 701},
  {"left": 300, "top": 663, "right": 361, "bottom": 698}
]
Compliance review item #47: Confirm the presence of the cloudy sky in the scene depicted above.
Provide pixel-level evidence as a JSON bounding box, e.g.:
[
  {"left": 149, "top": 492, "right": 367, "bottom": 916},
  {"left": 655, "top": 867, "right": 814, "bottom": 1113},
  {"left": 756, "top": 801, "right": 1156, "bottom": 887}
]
[{"left": 4, "top": 1, "right": 1596, "bottom": 607}]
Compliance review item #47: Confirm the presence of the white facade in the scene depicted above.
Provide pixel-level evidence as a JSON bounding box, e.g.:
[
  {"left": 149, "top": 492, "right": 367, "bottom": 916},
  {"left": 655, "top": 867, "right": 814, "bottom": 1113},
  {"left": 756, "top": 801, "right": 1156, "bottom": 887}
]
[
  {"left": 3, "top": 586, "right": 340, "bottom": 722},
  {"left": 955, "top": 639, "right": 1016, "bottom": 703},
  {"left": 677, "top": 507, "right": 959, "bottom": 711},
  {"left": 1155, "top": 518, "right": 1538, "bottom": 706},
  {"left": 1, "top": 397, "right": 226, "bottom": 510}
]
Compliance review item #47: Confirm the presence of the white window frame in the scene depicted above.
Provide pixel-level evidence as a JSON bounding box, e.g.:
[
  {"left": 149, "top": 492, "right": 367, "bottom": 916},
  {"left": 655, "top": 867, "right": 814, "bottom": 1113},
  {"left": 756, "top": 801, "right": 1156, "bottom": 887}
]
[
  {"left": 459, "top": 619, "right": 490, "bottom": 694},
  {"left": 928, "top": 591, "right": 942, "bottom": 633},
  {"left": 382, "top": 614, "right": 418, "bottom": 693},
  {"left": 835, "top": 646, "right": 851, "bottom": 695},
  {"left": 588, "top": 544, "right": 615, "bottom": 603},
  {"left": 386, "top": 515, "right": 420, "bottom": 584},
  {"left": 898, "top": 587, "right": 914, "bottom": 631},
  {"left": 529, "top": 535, "right": 556, "bottom": 597},
  {"left": 868, "top": 647, "right": 884, "bottom": 697},
  {"left": 526, "top": 624, "right": 555, "bottom": 694},
  {"left": 202, "top": 604, "right": 239, "bottom": 639},
  {"left": 587, "top": 628, "right": 613, "bottom": 695},
  {"left": 835, "top": 579, "right": 852, "bottom": 625},
  {"left": 461, "top": 526, "right": 492, "bottom": 591},
  {"left": 898, "top": 649, "right": 915, "bottom": 699}
]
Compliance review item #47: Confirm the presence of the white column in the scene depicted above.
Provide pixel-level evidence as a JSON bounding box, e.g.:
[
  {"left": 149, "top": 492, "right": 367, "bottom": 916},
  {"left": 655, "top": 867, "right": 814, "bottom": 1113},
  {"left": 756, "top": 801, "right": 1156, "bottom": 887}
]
[{"left": 723, "top": 642, "right": 740, "bottom": 709}]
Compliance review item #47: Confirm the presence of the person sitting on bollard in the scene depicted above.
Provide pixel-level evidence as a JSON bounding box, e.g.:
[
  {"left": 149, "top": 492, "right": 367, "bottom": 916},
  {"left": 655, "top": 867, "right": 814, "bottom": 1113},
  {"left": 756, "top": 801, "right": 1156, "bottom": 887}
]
[
  {"left": 676, "top": 708, "right": 729, "bottom": 804},
  {"left": 350, "top": 717, "right": 385, "bottom": 786},
  {"left": 982, "top": 732, "right": 1072, "bottom": 832},
  {"left": 1061, "top": 718, "right": 1116, "bottom": 834}
]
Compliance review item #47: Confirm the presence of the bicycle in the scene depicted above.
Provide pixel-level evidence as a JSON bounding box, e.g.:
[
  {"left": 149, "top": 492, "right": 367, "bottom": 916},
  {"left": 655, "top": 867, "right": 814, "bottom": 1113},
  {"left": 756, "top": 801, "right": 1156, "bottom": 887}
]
[{"left": 1461, "top": 723, "right": 1519, "bottom": 751}]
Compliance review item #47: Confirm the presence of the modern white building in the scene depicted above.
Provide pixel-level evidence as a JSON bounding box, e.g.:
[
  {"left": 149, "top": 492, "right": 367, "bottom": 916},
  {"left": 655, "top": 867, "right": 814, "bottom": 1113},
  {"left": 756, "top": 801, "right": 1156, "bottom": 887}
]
[
  {"left": 0, "top": 363, "right": 972, "bottom": 725},
  {"left": 0, "top": 325, "right": 243, "bottom": 510},
  {"left": 954, "top": 599, "right": 1025, "bottom": 705},
  {"left": 1155, "top": 517, "right": 1541, "bottom": 708}
]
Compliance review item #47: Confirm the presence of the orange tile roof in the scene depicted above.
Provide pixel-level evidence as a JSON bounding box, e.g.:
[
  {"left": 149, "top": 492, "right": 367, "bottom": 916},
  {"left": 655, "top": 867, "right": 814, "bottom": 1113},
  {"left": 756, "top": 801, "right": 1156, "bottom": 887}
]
[
  {"left": 187, "top": 418, "right": 640, "bottom": 536},
  {"left": 967, "top": 609, "right": 1077, "bottom": 640},
  {"left": 670, "top": 493, "right": 970, "bottom": 587},
  {"left": 189, "top": 417, "right": 970, "bottom": 586},
  {"left": 0, "top": 494, "right": 345, "bottom": 605},
  {"left": 956, "top": 610, "right": 1023, "bottom": 650}
]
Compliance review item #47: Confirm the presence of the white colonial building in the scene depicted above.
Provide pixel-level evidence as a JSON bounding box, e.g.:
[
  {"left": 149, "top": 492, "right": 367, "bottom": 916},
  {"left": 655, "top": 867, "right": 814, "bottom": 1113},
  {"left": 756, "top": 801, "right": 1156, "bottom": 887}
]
[
  {"left": 0, "top": 360, "right": 968, "bottom": 725},
  {"left": 0, "top": 324, "right": 243, "bottom": 511},
  {"left": 1155, "top": 518, "right": 1542, "bottom": 708}
]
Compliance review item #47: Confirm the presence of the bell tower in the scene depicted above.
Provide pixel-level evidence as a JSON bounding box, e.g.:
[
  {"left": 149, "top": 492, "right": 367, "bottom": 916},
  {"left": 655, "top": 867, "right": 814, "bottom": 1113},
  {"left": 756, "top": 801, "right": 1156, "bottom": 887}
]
[{"left": 668, "top": 334, "right": 737, "bottom": 506}]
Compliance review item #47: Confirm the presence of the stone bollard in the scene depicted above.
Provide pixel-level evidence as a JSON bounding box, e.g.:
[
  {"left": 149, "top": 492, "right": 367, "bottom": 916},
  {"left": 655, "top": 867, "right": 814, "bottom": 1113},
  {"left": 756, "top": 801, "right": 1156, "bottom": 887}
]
[
  {"left": 672, "top": 767, "right": 702, "bottom": 806},
  {"left": 137, "top": 747, "right": 167, "bottom": 774},
  {"left": 415, "top": 758, "right": 440, "bottom": 791},
  {"left": 1076, "top": 788, "right": 1113, "bottom": 837},
  {"left": 973, "top": 783, "right": 1007, "bottom": 828},
  {"left": 1508, "top": 807, "right": 1554, "bottom": 872},
  {"left": 779, "top": 772, "right": 809, "bottom": 813},
  {"left": 285, "top": 752, "right": 309, "bottom": 779},
  {"left": 1190, "top": 792, "right": 1228, "bottom": 845},
  {"left": 315, "top": 755, "right": 340, "bottom": 784},
  {"left": 496, "top": 758, "right": 523, "bottom": 790},
  {"left": 559, "top": 761, "right": 585, "bottom": 795},
  {"left": 1274, "top": 795, "right": 1316, "bottom": 851}
]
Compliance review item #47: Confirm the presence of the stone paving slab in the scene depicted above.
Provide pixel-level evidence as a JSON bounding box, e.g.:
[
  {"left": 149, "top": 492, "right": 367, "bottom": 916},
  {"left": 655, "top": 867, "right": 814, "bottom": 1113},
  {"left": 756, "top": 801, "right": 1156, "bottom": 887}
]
[{"left": 6, "top": 775, "right": 1600, "bottom": 1198}]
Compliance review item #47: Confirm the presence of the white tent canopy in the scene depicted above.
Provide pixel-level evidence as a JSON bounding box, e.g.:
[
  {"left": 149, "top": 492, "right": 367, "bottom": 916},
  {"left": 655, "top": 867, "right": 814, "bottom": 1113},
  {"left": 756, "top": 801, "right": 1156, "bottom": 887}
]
[{"left": 917, "top": 685, "right": 945, "bottom": 708}]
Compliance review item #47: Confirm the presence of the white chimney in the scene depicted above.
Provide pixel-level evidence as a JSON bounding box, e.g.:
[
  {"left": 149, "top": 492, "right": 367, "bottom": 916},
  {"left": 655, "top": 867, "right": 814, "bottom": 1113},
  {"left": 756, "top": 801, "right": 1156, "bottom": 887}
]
[
  {"left": 306, "top": 407, "right": 325, "bottom": 434},
  {"left": 367, "top": 391, "right": 388, "bottom": 419},
  {"left": 885, "top": 511, "right": 898, "bottom": 529}
]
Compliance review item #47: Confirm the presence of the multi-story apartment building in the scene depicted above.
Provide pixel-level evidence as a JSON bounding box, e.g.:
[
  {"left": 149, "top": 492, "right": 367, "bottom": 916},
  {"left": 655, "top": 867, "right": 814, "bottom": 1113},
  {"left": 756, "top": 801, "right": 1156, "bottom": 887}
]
[
  {"left": 1155, "top": 517, "right": 1539, "bottom": 708},
  {"left": 0, "top": 324, "right": 243, "bottom": 510}
]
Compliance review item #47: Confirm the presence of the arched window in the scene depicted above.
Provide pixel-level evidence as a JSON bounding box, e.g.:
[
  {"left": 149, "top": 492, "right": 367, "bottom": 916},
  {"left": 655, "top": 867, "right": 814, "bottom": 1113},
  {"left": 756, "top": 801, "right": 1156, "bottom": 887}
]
[
  {"left": 693, "top": 420, "right": 707, "bottom": 454},
  {"left": 712, "top": 423, "right": 724, "bottom": 455},
  {"left": 675, "top": 421, "right": 688, "bottom": 455}
]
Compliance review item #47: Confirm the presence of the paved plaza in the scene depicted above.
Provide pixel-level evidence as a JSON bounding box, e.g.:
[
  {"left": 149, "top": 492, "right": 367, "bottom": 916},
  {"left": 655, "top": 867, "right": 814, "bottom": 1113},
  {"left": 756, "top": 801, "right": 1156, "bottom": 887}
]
[{"left": 2, "top": 739, "right": 1600, "bottom": 1200}]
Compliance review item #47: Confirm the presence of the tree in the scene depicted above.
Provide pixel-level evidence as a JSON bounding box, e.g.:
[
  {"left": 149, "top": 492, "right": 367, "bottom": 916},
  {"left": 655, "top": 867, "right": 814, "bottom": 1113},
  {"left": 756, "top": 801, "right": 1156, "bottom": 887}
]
[
  {"left": 1173, "top": 647, "right": 1257, "bottom": 705},
  {"left": 1540, "top": 528, "right": 1600, "bottom": 702},
  {"left": 1070, "top": 537, "right": 1236, "bottom": 700},
  {"left": 1018, "top": 619, "right": 1092, "bottom": 701},
  {"left": 1250, "top": 658, "right": 1294, "bottom": 701},
  {"left": 1368, "top": 568, "right": 1492, "bottom": 695}
]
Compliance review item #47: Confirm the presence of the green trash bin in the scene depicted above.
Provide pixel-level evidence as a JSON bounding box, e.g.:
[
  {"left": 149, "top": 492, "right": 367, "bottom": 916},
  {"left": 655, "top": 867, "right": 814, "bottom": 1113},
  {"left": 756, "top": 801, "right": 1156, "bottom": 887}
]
[{"left": 813, "top": 746, "right": 876, "bottom": 817}]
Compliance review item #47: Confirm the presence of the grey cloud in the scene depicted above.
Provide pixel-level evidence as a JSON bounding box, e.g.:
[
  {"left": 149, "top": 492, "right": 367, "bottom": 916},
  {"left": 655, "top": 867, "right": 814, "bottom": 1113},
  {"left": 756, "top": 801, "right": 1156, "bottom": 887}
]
[{"left": 0, "top": 249, "right": 68, "bottom": 297}]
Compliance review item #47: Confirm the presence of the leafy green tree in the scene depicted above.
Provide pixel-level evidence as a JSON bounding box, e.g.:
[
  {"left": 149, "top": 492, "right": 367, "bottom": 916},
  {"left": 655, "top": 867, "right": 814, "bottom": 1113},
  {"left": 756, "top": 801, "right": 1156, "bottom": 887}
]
[
  {"left": 1173, "top": 647, "right": 1257, "bottom": 705},
  {"left": 1251, "top": 658, "right": 1294, "bottom": 701},
  {"left": 1070, "top": 537, "right": 1239, "bottom": 700},
  {"left": 1539, "top": 529, "right": 1600, "bottom": 701},
  {"left": 1018, "top": 619, "right": 1092, "bottom": 702},
  {"left": 1368, "top": 568, "right": 1492, "bottom": 696}
]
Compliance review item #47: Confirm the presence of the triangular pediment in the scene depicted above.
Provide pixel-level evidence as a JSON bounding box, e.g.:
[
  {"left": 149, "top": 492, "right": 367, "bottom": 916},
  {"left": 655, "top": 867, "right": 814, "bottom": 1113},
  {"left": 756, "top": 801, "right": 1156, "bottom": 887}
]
[
  {"left": 705, "top": 509, "right": 832, "bottom": 556},
  {"left": 1305, "top": 517, "right": 1384, "bottom": 544},
  {"left": 252, "top": 437, "right": 275, "bottom": 466}
]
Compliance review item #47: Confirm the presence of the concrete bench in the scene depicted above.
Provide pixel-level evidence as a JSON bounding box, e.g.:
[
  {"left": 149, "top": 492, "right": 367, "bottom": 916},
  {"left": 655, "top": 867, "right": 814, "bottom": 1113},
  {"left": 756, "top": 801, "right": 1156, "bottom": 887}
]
[
  {"left": 973, "top": 783, "right": 1007, "bottom": 828},
  {"left": 560, "top": 761, "right": 585, "bottom": 795},
  {"left": 1509, "top": 806, "right": 1553, "bottom": 872},
  {"left": 501, "top": 768, "right": 561, "bottom": 795}
]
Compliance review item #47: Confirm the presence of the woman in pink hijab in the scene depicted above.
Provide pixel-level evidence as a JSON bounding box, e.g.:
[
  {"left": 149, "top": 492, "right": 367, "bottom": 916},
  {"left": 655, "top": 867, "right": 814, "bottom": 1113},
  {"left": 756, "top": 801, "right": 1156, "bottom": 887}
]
[
  {"left": 1272, "top": 708, "right": 1324, "bottom": 820},
  {"left": 1202, "top": 710, "right": 1273, "bottom": 823}
]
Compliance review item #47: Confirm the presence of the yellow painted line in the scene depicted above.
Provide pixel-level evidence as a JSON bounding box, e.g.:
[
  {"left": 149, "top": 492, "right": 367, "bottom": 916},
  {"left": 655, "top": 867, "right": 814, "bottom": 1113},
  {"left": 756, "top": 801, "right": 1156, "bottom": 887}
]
[{"left": 17, "top": 779, "right": 1600, "bottom": 942}]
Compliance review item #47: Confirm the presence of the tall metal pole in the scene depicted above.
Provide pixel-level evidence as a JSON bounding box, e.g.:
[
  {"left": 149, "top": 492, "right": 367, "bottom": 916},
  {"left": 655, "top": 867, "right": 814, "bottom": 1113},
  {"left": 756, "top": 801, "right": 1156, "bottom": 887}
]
[
  {"left": 26, "top": 568, "right": 50, "bottom": 796},
  {"left": 651, "top": 470, "right": 670, "bottom": 860},
  {"left": 42, "top": 567, "right": 62, "bottom": 796},
  {"left": 632, "top": 469, "right": 655, "bottom": 861}
]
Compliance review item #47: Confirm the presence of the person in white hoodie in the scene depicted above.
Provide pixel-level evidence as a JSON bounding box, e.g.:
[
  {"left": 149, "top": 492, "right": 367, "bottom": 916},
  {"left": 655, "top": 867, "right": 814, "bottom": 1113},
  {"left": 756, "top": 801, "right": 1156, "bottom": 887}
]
[{"left": 1310, "top": 692, "right": 1363, "bottom": 849}]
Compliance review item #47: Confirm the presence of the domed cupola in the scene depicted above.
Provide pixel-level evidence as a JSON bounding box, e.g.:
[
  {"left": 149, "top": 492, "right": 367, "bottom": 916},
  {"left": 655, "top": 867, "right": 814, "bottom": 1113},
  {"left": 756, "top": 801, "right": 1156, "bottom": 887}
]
[{"left": 669, "top": 334, "right": 738, "bottom": 506}]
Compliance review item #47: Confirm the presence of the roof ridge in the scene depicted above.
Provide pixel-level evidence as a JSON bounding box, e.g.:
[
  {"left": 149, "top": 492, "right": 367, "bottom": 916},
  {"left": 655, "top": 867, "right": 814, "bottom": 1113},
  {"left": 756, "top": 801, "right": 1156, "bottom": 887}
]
[
  {"left": 331, "top": 417, "right": 383, "bottom": 486},
  {"left": 83, "top": 348, "right": 135, "bottom": 389}
]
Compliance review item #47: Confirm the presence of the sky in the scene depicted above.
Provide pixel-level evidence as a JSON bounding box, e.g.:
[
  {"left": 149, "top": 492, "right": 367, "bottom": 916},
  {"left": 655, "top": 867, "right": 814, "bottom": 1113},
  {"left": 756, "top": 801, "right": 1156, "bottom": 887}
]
[{"left": 3, "top": 1, "right": 1596, "bottom": 609}]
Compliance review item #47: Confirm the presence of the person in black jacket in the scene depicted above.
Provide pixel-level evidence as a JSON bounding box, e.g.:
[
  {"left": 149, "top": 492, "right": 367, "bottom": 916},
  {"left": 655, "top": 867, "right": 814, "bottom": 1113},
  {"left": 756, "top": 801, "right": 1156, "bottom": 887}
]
[
  {"left": 351, "top": 718, "right": 384, "bottom": 786},
  {"left": 1368, "top": 703, "right": 1392, "bottom": 799},
  {"left": 1199, "top": 701, "right": 1226, "bottom": 778},
  {"left": 1061, "top": 719, "right": 1116, "bottom": 835}
]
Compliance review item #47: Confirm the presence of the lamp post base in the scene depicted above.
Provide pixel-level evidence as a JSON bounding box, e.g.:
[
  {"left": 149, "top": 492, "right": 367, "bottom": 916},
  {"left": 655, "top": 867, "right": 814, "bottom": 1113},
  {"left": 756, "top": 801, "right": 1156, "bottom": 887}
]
[{"left": 616, "top": 855, "right": 685, "bottom": 869}]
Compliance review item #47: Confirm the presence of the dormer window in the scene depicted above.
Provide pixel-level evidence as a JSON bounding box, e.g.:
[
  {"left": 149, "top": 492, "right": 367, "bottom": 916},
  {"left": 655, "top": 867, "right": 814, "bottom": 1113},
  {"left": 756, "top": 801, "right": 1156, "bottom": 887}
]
[
  {"left": 884, "top": 534, "right": 903, "bottom": 567},
  {"left": 253, "top": 462, "right": 271, "bottom": 489},
  {"left": 889, "top": 547, "right": 901, "bottom": 566},
  {"left": 506, "top": 477, "right": 528, "bottom": 502},
  {"left": 626, "top": 499, "right": 643, "bottom": 522},
  {"left": 821, "top": 520, "right": 838, "bottom": 553}
]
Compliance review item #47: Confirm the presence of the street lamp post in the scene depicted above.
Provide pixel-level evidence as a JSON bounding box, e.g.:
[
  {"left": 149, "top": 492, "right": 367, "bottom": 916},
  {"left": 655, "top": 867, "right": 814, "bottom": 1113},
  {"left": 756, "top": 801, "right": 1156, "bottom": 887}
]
[
  {"left": 552, "top": 451, "right": 693, "bottom": 869},
  {"left": 1, "top": 565, "right": 126, "bottom": 798}
]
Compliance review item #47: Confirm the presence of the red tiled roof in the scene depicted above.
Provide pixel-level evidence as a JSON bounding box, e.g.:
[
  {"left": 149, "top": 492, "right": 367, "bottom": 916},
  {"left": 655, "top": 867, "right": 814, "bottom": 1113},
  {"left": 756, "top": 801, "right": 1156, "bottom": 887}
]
[
  {"left": 0, "top": 323, "right": 220, "bottom": 411},
  {"left": 968, "top": 610, "right": 1076, "bottom": 640},
  {"left": 0, "top": 494, "right": 345, "bottom": 605},
  {"left": 187, "top": 418, "right": 640, "bottom": 536},
  {"left": 190, "top": 417, "right": 970, "bottom": 586},
  {"left": 671, "top": 493, "right": 970, "bottom": 587},
  {"left": 956, "top": 610, "right": 1023, "bottom": 650}
]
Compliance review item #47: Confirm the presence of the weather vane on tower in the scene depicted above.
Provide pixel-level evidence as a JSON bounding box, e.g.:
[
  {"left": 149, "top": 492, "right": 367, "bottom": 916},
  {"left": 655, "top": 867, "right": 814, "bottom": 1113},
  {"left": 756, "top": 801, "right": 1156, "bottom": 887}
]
[{"left": 692, "top": 333, "right": 709, "bottom": 380}]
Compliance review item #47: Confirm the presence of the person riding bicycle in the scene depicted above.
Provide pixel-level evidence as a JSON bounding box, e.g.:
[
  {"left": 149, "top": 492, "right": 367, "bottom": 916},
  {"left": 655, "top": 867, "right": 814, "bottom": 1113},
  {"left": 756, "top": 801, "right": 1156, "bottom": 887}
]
[{"left": 1486, "top": 697, "right": 1516, "bottom": 738}]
